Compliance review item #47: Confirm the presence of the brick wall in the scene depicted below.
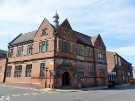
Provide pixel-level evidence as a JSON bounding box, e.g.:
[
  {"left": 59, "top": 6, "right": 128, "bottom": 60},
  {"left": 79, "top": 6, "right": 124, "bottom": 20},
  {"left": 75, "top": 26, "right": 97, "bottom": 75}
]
[{"left": 0, "top": 59, "right": 6, "bottom": 82}]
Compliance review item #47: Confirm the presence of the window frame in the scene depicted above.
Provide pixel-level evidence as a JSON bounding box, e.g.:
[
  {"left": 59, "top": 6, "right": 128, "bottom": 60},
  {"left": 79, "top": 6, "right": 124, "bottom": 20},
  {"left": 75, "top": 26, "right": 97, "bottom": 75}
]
[
  {"left": 62, "top": 41, "right": 71, "bottom": 53},
  {"left": 6, "top": 66, "right": 12, "bottom": 77},
  {"left": 9, "top": 48, "right": 13, "bottom": 57},
  {"left": 41, "top": 28, "right": 48, "bottom": 36},
  {"left": 76, "top": 66, "right": 84, "bottom": 79},
  {"left": 14, "top": 65, "right": 22, "bottom": 77},
  {"left": 39, "top": 63, "right": 45, "bottom": 79},
  {"left": 98, "top": 65, "right": 106, "bottom": 77},
  {"left": 16, "top": 46, "right": 23, "bottom": 56},
  {"left": 98, "top": 50, "right": 105, "bottom": 61},
  {"left": 27, "top": 44, "right": 33, "bottom": 55},
  {"left": 88, "top": 64, "right": 95, "bottom": 77},
  {"left": 39, "top": 41, "right": 48, "bottom": 52},
  {"left": 25, "top": 64, "right": 32, "bottom": 77}
]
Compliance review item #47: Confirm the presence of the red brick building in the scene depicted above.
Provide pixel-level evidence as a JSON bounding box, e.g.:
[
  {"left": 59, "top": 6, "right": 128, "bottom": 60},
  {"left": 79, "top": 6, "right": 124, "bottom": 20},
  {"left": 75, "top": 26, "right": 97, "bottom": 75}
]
[
  {"left": 0, "top": 50, "right": 7, "bottom": 83},
  {"left": 1, "top": 13, "right": 108, "bottom": 88},
  {"left": 0, "top": 49, "right": 7, "bottom": 59},
  {"left": 106, "top": 51, "right": 133, "bottom": 84}
]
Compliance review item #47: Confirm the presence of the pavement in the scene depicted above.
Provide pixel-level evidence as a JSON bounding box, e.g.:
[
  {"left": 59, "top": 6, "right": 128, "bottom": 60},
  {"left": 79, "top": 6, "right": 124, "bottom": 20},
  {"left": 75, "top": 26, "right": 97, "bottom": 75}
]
[{"left": 0, "top": 83, "right": 135, "bottom": 101}]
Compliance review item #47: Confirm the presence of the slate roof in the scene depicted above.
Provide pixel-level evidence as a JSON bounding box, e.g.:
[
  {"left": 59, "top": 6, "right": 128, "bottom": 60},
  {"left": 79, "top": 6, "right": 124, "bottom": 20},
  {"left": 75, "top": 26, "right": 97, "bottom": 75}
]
[
  {"left": 60, "top": 19, "right": 72, "bottom": 29},
  {"left": 9, "top": 18, "right": 98, "bottom": 47},
  {"left": 10, "top": 30, "right": 37, "bottom": 45},
  {"left": 0, "top": 49, "right": 7, "bottom": 54},
  {"left": 107, "top": 51, "right": 131, "bottom": 65},
  {"left": 73, "top": 31, "right": 92, "bottom": 46}
]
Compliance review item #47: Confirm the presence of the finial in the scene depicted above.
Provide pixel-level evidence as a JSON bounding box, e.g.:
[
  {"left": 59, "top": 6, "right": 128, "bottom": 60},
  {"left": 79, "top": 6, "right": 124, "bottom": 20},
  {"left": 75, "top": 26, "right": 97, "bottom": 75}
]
[{"left": 53, "top": 11, "right": 59, "bottom": 28}]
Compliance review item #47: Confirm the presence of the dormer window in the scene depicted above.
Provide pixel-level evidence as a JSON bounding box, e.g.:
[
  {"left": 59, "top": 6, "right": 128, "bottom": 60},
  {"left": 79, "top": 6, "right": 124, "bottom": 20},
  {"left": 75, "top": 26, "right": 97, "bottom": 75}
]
[{"left": 41, "top": 28, "right": 48, "bottom": 36}]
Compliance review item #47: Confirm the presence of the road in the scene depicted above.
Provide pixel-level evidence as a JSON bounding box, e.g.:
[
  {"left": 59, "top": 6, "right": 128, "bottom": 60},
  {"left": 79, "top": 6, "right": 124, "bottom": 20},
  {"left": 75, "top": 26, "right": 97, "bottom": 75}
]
[{"left": 0, "top": 84, "right": 135, "bottom": 101}]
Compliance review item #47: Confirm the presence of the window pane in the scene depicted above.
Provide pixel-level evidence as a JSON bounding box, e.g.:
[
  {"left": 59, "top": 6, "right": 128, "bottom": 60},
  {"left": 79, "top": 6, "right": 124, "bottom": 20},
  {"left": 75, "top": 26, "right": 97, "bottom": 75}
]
[
  {"left": 25, "top": 64, "right": 32, "bottom": 77},
  {"left": 62, "top": 41, "right": 70, "bottom": 53},
  {"left": 88, "top": 64, "right": 95, "bottom": 77},
  {"left": 76, "top": 66, "right": 84, "bottom": 79},
  {"left": 17, "top": 46, "right": 23, "bottom": 56},
  {"left": 9, "top": 48, "right": 13, "bottom": 57},
  {"left": 6, "top": 66, "right": 12, "bottom": 77},
  {"left": 39, "top": 41, "right": 48, "bottom": 52},
  {"left": 14, "top": 65, "right": 22, "bottom": 77},
  {"left": 41, "top": 28, "right": 48, "bottom": 36},
  {"left": 98, "top": 65, "right": 105, "bottom": 77},
  {"left": 27, "top": 44, "right": 33, "bottom": 55},
  {"left": 40, "top": 63, "right": 45, "bottom": 79}
]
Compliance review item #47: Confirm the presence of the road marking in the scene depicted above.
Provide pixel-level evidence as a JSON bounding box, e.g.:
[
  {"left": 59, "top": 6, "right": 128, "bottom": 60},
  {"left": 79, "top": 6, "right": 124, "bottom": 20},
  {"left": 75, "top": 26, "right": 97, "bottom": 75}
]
[
  {"left": 40, "top": 92, "right": 46, "bottom": 94},
  {"left": 47, "top": 91, "right": 60, "bottom": 94},
  {"left": 22, "top": 93, "right": 29, "bottom": 96},
  {"left": 0, "top": 90, "right": 61, "bottom": 99},
  {"left": 0, "top": 96, "right": 10, "bottom": 101},
  {"left": 73, "top": 98, "right": 82, "bottom": 101},
  {"left": 0, "top": 84, "right": 39, "bottom": 91},
  {"left": 31, "top": 92, "right": 39, "bottom": 96},
  {"left": 11, "top": 94, "right": 20, "bottom": 97}
]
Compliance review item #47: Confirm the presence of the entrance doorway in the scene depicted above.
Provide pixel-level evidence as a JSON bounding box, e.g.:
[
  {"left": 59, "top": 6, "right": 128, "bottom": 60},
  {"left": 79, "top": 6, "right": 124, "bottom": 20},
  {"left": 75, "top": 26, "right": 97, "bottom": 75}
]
[{"left": 62, "top": 72, "right": 70, "bottom": 86}]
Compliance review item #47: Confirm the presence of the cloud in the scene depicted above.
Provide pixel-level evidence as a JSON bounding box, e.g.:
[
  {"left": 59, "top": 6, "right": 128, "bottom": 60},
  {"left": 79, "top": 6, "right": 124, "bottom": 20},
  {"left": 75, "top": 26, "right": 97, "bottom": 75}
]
[
  {"left": 109, "top": 46, "right": 135, "bottom": 65},
  {"left": 0, "top": 0, "right": 100, "bottom": 23},
  {"left": 111, "top": 46, "right": 135, "bottom": 56}
]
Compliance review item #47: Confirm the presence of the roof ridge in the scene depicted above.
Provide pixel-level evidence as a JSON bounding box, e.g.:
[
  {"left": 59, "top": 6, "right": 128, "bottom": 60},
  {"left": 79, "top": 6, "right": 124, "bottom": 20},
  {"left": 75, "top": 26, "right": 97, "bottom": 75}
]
[
  {"left": 73, "top": 30, "right": 91, "bottom": 38},
  {"left": 22, "top": 30, "right": 37, "bottom": 35},
  {"left": 0, "top": 49, "right": 7, "bottom": 54},
  {"left": 60, "top": 19, "right": 72, "bottom": 29},
  {"left": 9, "top": 30, "right": 37, "bottom": 45},
  {"left": 9, "top": 33, "right": 22, "bottom": 45}
]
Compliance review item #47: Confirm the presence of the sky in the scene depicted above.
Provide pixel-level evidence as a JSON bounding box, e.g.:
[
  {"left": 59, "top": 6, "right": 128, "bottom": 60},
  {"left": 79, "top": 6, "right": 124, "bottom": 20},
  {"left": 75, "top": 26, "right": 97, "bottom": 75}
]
[{"left": 0, "top": 0, "right": 135, "bottom": 66}]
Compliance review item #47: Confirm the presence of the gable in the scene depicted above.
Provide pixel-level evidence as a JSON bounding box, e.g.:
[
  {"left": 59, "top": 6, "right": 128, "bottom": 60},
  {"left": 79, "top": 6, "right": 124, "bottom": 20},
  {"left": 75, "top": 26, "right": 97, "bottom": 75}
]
[
  {"left": 60, "top": 19, "right": 72, "bottom": 30},
  {"left": 34, "top": 18, "right": 55, "bottom": 41},
  {"left": 58, "top": 19, "right": 77, "bottom": 42},
  {"left": 59, "top": 19, "right": 92, "bottom": 45},
  {"left": 58, "top": 27, "right": 77, "bottom": 42},
  {"left": 92, "top": 34, "right": 106, "bottom": 49}
]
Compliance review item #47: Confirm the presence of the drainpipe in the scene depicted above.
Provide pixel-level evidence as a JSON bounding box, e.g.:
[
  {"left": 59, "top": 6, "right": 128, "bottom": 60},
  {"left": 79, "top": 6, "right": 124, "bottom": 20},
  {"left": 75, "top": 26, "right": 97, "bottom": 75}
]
[{"left": 53, "top": 29, "right": 58, "bottom": 88}]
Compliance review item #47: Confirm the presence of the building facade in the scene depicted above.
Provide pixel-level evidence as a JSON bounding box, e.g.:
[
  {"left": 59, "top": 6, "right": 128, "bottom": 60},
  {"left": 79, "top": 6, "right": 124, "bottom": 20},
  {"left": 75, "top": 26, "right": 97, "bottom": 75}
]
[
  {"left": 106, "top": 51, "right": 133, "bottom": 84},
  {"left": 0, "top": 50, "right": 7, "bottom": 83},
  {"left": 1, "top": 13, "right": 107, "bottom": 88},
  {"left": 0, "top": 49, "right": 7, "bottom": 59}
]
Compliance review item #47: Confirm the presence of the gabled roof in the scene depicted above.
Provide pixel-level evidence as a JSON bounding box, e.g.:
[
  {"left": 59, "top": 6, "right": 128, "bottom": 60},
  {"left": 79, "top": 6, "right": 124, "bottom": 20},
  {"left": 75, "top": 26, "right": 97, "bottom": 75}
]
[
  {"left": 9, "top": 18, "right": 54, "bottom": 46},
  {"left": 91, "top": 34, "right": 106, "bottom": 48},
  {"left": 0, "top": 49, "right": 7, "bottom": 54},
  {"left": 107, "top": 51, "right": 131, "bottom": 65},
  {"left": 60, "top": 19, "right": 72, "bottom": 29},
  {"left": 91, "top": 34, "right": 100, "bottom": 45},
  {"left": 9, "top": 30, "right": 37, "bottom": 45},
  {"left": 73, "top": 31, "right": 92, "bottom": 46},
  {"left": 9, "top": 17, "right": 102, "bottom": 48},
  {"left": 60, "top": 19, "right": 92, "bottom": 46}
]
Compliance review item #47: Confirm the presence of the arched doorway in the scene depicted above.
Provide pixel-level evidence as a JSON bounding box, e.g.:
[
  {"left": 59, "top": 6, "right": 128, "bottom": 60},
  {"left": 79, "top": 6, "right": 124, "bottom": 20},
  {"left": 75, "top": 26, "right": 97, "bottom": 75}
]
[{"left": 62, "top": 72, "right": 70, "bottom": 87}]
